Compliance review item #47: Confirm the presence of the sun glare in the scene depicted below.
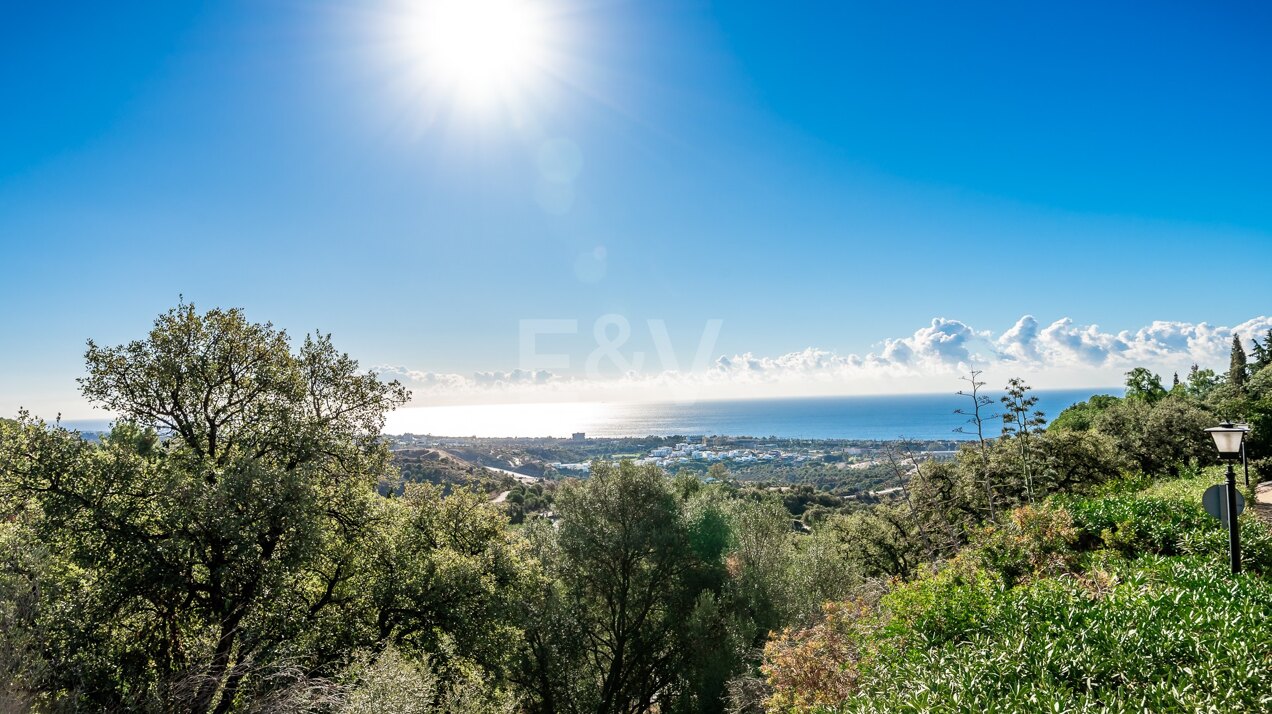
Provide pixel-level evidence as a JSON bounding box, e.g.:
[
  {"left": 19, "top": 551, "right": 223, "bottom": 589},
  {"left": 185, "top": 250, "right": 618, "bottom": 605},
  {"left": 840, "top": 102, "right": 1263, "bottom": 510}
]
[{"left": 410, "top": 0, "right": 551, "bottom": 109}]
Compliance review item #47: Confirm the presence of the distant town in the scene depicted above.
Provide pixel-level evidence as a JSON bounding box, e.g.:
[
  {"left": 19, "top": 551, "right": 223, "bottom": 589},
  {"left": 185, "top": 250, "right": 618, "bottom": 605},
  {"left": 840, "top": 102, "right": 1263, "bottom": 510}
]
[{"left": 385, "top": 432, "right": 962, "bottom": 492}]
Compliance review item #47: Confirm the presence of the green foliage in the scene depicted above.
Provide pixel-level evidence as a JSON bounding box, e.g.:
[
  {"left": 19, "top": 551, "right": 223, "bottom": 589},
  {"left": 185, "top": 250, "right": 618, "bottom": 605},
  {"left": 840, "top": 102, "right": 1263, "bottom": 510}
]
[
  {"left": 1037, "top": 428, "right": 1125, "bottom": 492},
  {"left": 764, "top": 476, "right": 1272, "bottom": 713},
  {"left": 836, "top": 556, "right": 1272, "bottom": 713},
  {"left": 517, "top": 461, "right": 724, "bottom": 713},
  {"left": 7, "top": 307, "right": 1272, "bottom": 714},
  {"left": 924, "top": 426, "right": 1123, "bottom": 535},
  {"left": 1186, "top": 363, "right": 1223, "bottom": 399},
  {"left": 971, "top": 503, "right": 1077, "bottom": 586},
  {"left": 1124, "top": 367, "right": 1167, "bottom": 403},
  {"left": 876, "top": 557, "right": 1001, "bottom": 647},
  {"left": 0, "top": 507, "right": 52, "bottom": 712},
  {"left": 337, "top": 647, "right": 438, "bottom": 714},
  {"left": 1231, "top": 333, "right": 1249, "bottom": 392},
  {"left": 501, "top": 481, "right": 555, "bottom": 524},
  {"left": 1091, "top": 394, "right": 1215, "bottom": 475},
  {"left": 1000, "top": 378, "right": 1047, "bottom": 502},
  {"left": 1253, "top": 329, "right": 1272, "bottom": 372},
  {"left": 0, "top": 305, "right": 530, "bottom": 713},
  {"left": 1048, "top": 393, "right": 1119, "bottom": 432},
  {"left": 336, "top": 645, "right": 518, "bottom": 714},
  {"left": 514, "top": 461, "right": 863, "bottom": 714},
  {"left": 823, "top": 505, "right": 924, "bottom": 579},
  {"left": 1060, "top": 492, "right": 1214, "bottom": 557}
]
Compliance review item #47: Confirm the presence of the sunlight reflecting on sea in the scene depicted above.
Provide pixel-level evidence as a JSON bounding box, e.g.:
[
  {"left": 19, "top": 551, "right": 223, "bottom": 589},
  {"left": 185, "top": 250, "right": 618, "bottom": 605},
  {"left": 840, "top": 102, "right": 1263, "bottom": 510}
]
[
  {"left": 381, "top": 390, "right": 1098, "bottom": 440},
  {"left": 385, "top": 402, "right": 617, "bottom": 438}
]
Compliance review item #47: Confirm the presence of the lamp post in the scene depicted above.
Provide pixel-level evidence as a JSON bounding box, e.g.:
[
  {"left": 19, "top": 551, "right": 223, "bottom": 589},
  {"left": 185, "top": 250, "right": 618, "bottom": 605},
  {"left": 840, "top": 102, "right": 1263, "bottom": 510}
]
[{"left": 1206, "top": 422, "right": 1247, "bottom": 574}]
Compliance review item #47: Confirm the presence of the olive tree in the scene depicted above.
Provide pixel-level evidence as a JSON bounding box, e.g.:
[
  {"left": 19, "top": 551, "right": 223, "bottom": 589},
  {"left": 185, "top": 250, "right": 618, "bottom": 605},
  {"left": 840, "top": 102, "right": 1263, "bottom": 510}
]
[{"left": 3, "top": 304, "right": 410, "bottom": 712}]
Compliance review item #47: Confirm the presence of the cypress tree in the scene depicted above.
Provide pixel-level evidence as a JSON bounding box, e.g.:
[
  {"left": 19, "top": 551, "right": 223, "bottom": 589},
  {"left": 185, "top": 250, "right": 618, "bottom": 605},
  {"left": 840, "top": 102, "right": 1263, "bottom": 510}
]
[{"left": 1230, "top": 334, "right": 1248, "bottom": 391}]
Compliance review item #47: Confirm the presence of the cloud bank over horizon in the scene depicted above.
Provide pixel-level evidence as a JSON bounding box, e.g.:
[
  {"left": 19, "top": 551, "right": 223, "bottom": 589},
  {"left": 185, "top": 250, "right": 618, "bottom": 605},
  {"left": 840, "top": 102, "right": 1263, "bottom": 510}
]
[{"left": 380, "top": 314, "right": 1272, "bottom": 406}]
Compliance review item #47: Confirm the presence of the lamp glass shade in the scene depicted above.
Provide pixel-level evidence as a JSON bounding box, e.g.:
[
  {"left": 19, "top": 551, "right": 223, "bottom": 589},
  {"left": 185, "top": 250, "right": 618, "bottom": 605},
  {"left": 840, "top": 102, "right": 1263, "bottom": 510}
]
[{"left": 1206, "top": 425, "right": 1245, "bottom": 459}]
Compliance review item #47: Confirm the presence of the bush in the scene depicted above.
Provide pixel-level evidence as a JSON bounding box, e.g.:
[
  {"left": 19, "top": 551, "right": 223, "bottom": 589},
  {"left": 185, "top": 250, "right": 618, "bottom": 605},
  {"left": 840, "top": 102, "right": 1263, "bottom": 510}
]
[
  {"left": 761, "top": 600, "right": 876, "bottom": 712},
  {"left": 1058, "top": 493, "right": 1214, "bottom": 556},
  {"left": 1251, "top": 456, "right": 1272, "bottom": 484},
  {"left": 972, "top": 504, "right": 1078, "bottom": 586},
  {"left": 776, "top": 557, "right": 1272, "bottom": 713},
  {"left": 1037, "top": 429, "right": 1126, "bottom": 493},
  {"left": 1048, "top": 394, "right": 1120, "bottom": 432},
  {"left": 876, "top": 557, "right": 1001, "bottom": 648},
  {"left": 763, "top": 477, "right": 1272, "bottom": 713},
  {"left": 338, "top": 647, "right": 438, "bottom": 714},
  {"left": 1091, "top": 396, "right": 1215, "bottom": 476}
]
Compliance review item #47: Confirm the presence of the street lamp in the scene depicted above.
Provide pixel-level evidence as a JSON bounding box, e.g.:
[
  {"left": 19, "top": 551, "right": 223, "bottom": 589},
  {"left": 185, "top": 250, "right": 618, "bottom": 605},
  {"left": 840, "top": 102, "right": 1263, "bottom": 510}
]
[{"left": 1205, "top": 422, "right": 1247, "bottom": 574}]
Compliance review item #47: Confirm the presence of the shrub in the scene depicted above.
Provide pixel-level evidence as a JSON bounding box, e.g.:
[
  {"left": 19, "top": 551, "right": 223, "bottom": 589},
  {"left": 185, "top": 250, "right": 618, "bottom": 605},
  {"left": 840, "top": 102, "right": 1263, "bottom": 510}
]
[
  {"left": 1178, "top": 516, "right": 1272, "bottom": 574},
  {"left": 876, "top": 556, "right": 1001, "bottom": 648},
  {"left": 837, "top": 557, "right": 1272, "bottom": 713},
  {"left": 1091, "top": 396, "right": 1215, "bottom": 476},
  {"left": 338, "top": 647, "right": 438, "bottom": 714},
  {"left": 1037, "top": 429, "right": 1126, "bottom": 493},
  {"left": 761, "top": 600, "right": 876, "bottom": 712},
  {"left": 763, "top": 477, "right": 1272, "bottom": 713},
  {"left": 1059, "top": 493, "right": 1213, "bottom": 556},
  {"left": 972, "top": 503, "right": 1078, "bottom": 586}
]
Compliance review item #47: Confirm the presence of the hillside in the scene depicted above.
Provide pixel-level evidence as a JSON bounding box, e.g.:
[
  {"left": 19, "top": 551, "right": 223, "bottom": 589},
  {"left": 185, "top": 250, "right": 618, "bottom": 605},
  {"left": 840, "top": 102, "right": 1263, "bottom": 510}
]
[
  {"left": 6, "top": 305, "right": 1272, "bottom": 713},
  {"left": 762, "top": 471, "right": 1272, "bottom": 712},
  {"left": 390, "top": 447, "right": 518, "bottom": 495}
]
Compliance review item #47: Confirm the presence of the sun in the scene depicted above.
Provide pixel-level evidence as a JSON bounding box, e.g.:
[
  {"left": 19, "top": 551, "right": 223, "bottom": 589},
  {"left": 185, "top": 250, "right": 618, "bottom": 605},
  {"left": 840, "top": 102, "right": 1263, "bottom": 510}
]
[{"left": 408, "top": 0, "right": 551, "bottom": 109}]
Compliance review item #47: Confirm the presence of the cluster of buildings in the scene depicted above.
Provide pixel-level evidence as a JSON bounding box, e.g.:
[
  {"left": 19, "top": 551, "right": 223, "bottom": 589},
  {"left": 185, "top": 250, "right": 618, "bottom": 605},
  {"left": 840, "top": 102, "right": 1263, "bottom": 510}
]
[
  {"left": 548, "top": 441, "right": 796, "bottom": 475},
  {"left": 635, "top": 441, "right": 786, "bottom": 468}
]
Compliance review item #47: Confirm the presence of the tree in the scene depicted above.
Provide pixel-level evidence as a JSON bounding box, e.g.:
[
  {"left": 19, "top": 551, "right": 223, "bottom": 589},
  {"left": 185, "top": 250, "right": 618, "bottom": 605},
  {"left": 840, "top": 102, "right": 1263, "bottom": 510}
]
[
  {"left": 352, "top": 484, "right": 530, "bottom": 673},
  {"left": 881, "top": 444, "right": 937, "bottom": 559},
  {"left": 1251, "top": 330, "right": 1272, "bottom": 372},
  {"left": 1037, "top": 429, "right": 1124, "bottom": 493},
  {"left": 1001, "top": 378, "right": 1046, "bottom": 503},
  {"left": 1125, "top": 368, "right": 1167, "bottom": 403},
  {"left": 4, "top": 304, "right": 411, "bottom": 712},
  {"left": 1048, "top": 394, "right": 1119, "bottom": 432},
  {"left": 520, "top": 461, "right": 702, "bottom": 714},
  {"left": 1092, "top": 396, "right": 1215, "bottom": 475},
  {"left": 1231, "top": 334, "right": 1249, "bottom": 392},
  {"left": 706, "top": 462, "right": 730, "bottom": 483},
  {"left": 1186, "top": 364, "right": 1222, "bottom": 399},
  {"left": 824, "top": 506, "right": 923, "bottom": 579},
  {"left": 954, "top": 370, "right": 999, "bottom": 522},
  {"left": 725, "top": 498, "right": 800, "bottom": 639}
]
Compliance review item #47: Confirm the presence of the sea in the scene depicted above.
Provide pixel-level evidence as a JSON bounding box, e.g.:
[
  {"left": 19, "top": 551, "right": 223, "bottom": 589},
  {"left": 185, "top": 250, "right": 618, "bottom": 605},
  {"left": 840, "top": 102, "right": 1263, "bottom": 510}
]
[
  {"left": 379, "top": 388, "right": 1111, "bottom": 440},
  {"left": 59, "top": 389, "right": 1112, "bottom": 441}
]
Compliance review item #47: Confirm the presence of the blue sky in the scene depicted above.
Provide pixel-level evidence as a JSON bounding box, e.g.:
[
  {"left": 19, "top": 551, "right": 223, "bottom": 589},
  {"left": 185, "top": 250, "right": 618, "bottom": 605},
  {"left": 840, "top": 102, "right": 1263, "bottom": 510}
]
[{"left": 2, "top": 1, "right": 1271, "bottom": 416}]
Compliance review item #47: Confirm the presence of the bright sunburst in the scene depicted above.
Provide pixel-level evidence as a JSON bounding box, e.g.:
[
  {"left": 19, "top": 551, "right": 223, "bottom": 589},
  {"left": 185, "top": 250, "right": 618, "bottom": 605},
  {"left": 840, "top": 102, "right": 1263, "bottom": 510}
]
[{"left": 407, "top": 0, "right": 552, "bottom": 110}]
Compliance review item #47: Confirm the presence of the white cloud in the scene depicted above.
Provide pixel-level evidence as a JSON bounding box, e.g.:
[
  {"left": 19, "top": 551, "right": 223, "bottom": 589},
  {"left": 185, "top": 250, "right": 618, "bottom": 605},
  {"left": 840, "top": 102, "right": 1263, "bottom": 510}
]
[
  {"left": 382, "top": 315, "right": 1272, "bottom": 405},
  {"left": 996, "top": 315, "right": 1042, "bottom": 363}
]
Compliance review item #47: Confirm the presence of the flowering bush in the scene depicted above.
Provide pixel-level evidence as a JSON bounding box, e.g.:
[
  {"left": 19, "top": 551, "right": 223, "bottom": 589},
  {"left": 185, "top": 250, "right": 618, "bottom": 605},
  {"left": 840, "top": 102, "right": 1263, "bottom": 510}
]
[
  {"left": 974, "top": 504, "right": 1078, "bottom": 586},
  {"left": 761, "top": 600, "right": 875, "bottom": 712}
]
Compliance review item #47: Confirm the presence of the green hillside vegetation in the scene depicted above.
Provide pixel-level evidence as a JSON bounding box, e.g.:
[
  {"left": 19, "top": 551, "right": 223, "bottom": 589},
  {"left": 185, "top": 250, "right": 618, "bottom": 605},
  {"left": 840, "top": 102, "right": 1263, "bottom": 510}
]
[
  {"left": 762, "top": 475, "right": 1272, "bottom": 712},
  {"left": 3, "top": 305, "right": 1272, "bottom": 713}
]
